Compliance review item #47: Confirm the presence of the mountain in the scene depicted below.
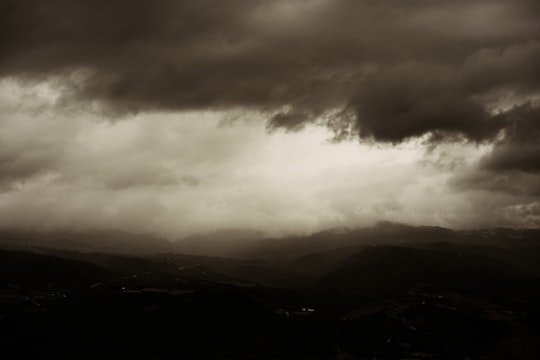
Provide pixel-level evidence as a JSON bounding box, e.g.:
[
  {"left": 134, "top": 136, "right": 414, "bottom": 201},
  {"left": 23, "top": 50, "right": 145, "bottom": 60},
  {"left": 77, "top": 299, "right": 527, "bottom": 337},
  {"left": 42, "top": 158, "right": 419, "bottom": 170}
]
[
  {"left": 2, "top": 225, "right": 540, "bottom": 359},
  {"left": 173, "top": 223, "right": 460, "bottom": 260}
]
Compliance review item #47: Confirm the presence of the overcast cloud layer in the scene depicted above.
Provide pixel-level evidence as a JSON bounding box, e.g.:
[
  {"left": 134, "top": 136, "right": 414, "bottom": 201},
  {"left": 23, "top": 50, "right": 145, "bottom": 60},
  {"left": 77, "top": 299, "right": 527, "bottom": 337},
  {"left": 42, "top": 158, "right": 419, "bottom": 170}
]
[{"left": 1, "top": 0, "right": 539, "bottom": 236}]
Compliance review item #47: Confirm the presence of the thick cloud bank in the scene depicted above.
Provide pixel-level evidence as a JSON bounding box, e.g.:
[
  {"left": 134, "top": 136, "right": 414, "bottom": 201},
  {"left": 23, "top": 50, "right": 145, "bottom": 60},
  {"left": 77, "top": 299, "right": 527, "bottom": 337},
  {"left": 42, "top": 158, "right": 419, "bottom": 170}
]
[{"left": 2, "top": 1, "right": 538, "bottom": 134}]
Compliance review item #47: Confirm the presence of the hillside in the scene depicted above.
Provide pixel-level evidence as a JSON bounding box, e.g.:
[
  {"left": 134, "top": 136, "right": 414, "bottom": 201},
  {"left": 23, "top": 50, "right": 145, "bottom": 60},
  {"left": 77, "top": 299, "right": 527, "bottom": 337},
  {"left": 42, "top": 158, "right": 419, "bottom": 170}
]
[{"left": 1, "top": 226, "right": 540, "bottom": 359}]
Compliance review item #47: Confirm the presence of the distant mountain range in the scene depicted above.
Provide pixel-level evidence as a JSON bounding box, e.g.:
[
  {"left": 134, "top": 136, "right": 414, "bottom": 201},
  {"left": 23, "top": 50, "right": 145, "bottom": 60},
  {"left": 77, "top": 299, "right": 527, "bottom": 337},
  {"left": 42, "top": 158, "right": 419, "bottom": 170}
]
[{"left": 1, "top": 223, "right": 539, "bottom": 261}]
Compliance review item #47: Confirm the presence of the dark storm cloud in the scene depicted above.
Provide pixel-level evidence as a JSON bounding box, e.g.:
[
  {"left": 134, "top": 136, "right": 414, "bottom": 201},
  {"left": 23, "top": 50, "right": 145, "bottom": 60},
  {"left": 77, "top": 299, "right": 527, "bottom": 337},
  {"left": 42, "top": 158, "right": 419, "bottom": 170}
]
[
  {"left": 349, "top": 63, "right": 501, "bottom": 143},
  {"left": 350, "top": 40, "right": 540, "bottom": 143},
  {"left": 478, "top": 102, "right": 540, "bottom": 173},
  {"left": 2, "top": 0, "right": 539, "bottom": 141},
  {"left": 1, "top": 0, "right": 360, "bottom": 112},
  {"left": 446, "top": 101, "right": 540, "bottom": 223}
]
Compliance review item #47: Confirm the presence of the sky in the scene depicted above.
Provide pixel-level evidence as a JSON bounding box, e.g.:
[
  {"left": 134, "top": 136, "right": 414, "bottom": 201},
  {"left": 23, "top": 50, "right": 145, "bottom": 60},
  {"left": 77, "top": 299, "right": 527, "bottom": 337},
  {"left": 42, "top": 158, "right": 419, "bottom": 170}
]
[{"left": 1, "top": 0, "right": 539, "bottom": 238}]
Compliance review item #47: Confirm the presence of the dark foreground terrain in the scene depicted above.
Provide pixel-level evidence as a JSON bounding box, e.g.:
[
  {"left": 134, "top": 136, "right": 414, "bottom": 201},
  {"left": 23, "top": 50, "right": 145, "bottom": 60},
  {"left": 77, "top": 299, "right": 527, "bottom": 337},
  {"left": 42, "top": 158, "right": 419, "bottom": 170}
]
[{"left": 1, "top": 226, "right": 540, "bottom": 359}]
